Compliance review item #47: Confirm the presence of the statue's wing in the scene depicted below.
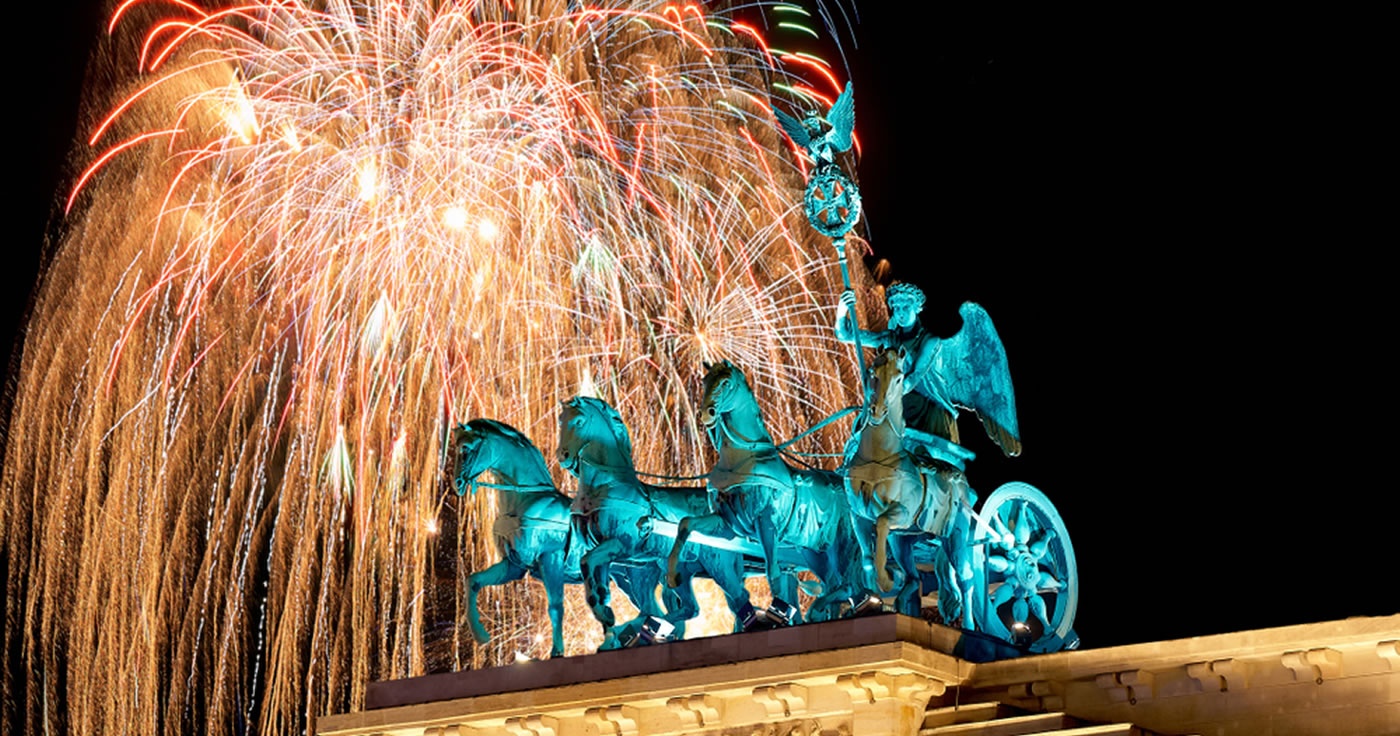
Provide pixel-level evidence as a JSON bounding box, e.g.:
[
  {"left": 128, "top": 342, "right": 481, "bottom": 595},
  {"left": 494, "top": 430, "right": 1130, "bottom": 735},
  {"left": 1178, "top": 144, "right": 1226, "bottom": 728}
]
[
  {"left": 825, "top": 81, "right": 855, "bottom": 152},
  {"left": 936, "top": 302, "right": 1022, "bottom": 456},
  {"left": 773, "top": 107, "right": 810, "bottom": 148}
]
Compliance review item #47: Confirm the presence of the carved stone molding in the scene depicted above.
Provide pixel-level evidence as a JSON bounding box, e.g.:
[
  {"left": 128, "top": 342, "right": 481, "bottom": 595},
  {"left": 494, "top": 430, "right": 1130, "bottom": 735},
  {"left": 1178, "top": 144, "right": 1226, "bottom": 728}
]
[
  {"left": 1006, "top": 679, "right": 1062, "bottom": 710},
  {"left": 503, "top": 715, "right": 560, "bottom": 736},
  {"left": 665, "top": 694, "right": 721, "bottom": 729},
  {"left": 834, "top": 670, "right": 944, "bottom": 707},
  {"left": 831, "top": 671, "right": 944, "bottom": 736},
  {"left": 582, "top": 705, "right": 639, "bottom": 736},
  {"left": 1282, "top": 647, "right": 1343, "bottom": 684},
  {"left": 1094, "top": 669, "right": 1154, "bottom": 705},
  {"left": 1186, "top": 657, "right": 1245, "bottom": 692},
  {"left": 319, "top": 613, "right": 1400, "bottom": 736},
  {"left": 1378, "top": 640, "right": 1400, "bottom": 670},
  {"left": 752, "top": 682, "right": 809, "bottom": 718},
  {"left": 737, "top": 717, "right": 847, "bottom": 736}
]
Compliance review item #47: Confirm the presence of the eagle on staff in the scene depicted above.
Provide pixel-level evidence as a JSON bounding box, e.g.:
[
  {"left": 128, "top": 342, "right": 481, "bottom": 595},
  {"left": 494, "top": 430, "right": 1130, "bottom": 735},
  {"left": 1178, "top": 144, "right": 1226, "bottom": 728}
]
[{"left": 775, "top": 81, "right": 856, "bottom": 168}]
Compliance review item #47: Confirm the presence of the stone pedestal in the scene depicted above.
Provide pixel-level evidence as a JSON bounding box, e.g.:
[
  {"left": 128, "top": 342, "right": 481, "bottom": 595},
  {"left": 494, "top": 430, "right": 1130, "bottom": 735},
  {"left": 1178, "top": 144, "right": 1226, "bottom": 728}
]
[{"left": 318, "top": 614, "right": 1400, "bottom": 736}]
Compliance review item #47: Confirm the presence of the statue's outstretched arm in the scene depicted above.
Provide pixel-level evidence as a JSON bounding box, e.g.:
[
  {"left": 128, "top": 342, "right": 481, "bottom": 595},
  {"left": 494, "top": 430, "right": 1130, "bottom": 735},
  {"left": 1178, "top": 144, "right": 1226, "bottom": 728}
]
[{"left": 834, "top": 291, "right": 887, "bottom": 346}]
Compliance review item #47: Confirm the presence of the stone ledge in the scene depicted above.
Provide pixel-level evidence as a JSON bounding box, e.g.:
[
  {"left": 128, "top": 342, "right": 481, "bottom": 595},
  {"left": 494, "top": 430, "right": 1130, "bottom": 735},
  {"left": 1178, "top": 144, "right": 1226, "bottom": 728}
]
[
  {"left": 969, "top": 613, "right": 1400, "bottom": 689},
  {"left": 319, "top": 614, "right": 1400, "bottom": 736},
  {"left": 363, "top": 614, "right": 981, "bottom": 711}
]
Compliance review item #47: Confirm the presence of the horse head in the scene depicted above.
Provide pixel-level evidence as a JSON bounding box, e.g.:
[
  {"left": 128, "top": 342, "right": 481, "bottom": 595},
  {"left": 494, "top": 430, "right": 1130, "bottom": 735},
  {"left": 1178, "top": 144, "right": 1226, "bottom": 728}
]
[
  {"left": 451, "top": 418, "right": 548, "bottom": 495},
  {"left": 866, "top": 348, "right": 907, "bottom": 428},
  {"left": 699, "top": 360, "right": 772, "bottom": 450},
  {"left": 447, "top": 422, "right": 488, "bottom": 496},
  {"left": 698, "top": 360, "right": 739, "bottom": 430},
  {"left": 697, "top": 361, "right": 756, "bottom": 442},
  {"left": 557, "top": 395, "right": 634, "bottom": 477}
]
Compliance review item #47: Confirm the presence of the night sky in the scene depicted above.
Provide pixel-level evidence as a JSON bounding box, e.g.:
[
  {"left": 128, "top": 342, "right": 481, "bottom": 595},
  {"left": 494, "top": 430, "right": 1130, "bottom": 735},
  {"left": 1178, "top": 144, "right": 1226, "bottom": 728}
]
[{"left": 6, "top": 3, "right": 1391, "bottom": 653}]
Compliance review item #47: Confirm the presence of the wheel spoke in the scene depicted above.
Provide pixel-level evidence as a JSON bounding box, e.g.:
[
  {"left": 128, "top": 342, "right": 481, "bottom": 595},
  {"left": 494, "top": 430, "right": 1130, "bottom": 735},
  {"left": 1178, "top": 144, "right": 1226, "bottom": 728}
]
[
  {"left": 1012, "top": 596, "right": 1029, "bottom": 624},
  {"left": 1014, "top": 501, "right": 1031, "bottom": 546},
  {"left": 1028, "top": 594, "right": 1050, "bottom": 629},
  {"left": 990, "top": 582, "right": 1015, "bottom": 608},
  {"left": 1029, "top": 529, "right": 1055, "bottom": 559}
]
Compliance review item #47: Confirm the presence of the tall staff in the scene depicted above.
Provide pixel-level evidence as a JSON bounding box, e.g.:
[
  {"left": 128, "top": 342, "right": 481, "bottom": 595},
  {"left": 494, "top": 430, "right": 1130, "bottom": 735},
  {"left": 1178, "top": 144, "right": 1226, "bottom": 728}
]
[{"left": 776, "top": 82, "right": 865, "bottom": 376}]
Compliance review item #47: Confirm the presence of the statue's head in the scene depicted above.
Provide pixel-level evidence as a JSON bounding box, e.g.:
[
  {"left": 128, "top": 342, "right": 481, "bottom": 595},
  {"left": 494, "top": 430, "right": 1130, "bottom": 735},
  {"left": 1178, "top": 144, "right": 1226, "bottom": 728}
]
[
  {"left": 886, "top": 282, "right": 925, "bottom": 329},
  {"left": 801, "top": 110, "right": 824, "bottom": 136}
]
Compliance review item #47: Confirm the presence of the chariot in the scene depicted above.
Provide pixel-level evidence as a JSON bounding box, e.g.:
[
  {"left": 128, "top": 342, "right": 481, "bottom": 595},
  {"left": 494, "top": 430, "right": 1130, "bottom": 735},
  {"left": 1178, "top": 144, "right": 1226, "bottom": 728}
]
[
  {"left": 448, "top": 81, "right": 1078, "bottom": 657},
  {"left": 673, "top": 348, "right": 1079, "bottom": 654},
  {"left": 449, "top": 344, "right": 1078, "bottom": 654}
]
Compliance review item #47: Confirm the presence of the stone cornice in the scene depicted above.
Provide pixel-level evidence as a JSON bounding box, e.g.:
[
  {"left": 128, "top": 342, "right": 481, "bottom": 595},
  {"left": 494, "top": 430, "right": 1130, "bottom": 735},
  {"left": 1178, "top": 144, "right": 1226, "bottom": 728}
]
[{"left": 318, "top": 613, "right": 1400, "bottom": 736}]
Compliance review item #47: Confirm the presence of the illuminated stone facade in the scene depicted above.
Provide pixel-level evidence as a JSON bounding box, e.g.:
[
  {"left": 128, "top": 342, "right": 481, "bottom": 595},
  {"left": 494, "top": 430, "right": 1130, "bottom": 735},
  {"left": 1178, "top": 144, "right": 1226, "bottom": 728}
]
[{"left": 318, "top": 614, "right": 1400, "bottom": 736}]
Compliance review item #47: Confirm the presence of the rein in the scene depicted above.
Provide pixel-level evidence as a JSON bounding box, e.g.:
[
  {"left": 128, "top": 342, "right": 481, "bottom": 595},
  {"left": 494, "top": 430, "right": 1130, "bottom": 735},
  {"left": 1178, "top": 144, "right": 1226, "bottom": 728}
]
[
  {"left": 710, "top": 384, "right": 861, "bottom": 451},
  {"left": 451, "top": 432, "right": 559, "bottom": 497},
  {"left": 464, "top": 478, "right": 557, "bottom": 494},
  {"left": 455, "top": 464, "right": 555, "bottom": 497},
  {"left": 712, "top": 409, "right": 778, "bottom": 453},
  {"left": 710, "top": 400, "right": 861, "bottom": 467},
  {"left": 450, "top": 469, "right": 570, "bottom": 530},
  {"left": 777, "top": 405, "right": 861, "bottom": 450},
  {"left": 569, "top": 403, "right": 862, "bottom": 483}
]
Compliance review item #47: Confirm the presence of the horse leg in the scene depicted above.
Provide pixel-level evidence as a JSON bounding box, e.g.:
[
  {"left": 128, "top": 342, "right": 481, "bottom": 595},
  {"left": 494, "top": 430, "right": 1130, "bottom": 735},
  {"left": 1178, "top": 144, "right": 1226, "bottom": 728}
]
[
  {"left": 943, "top": 508, "right": 974, "bottom": 627},
  {"left": 701, "top": 549, "right": 752, "bottom": 633},
  {"left": 803, "top": 551, "right": 839, "bottom": 623},
  {"left": 660, "top": 561, "right": 698, "bottom": 640},
  {"left": 874, "top": 512, "right": 895, "bottom": 593},
  {"left": 666, "top": 516, "right": 694, "bottom": 589},
  {"left": 668, "top": 514, "right": 728, "bottom": 588},
  {"left": 769, "top": 574, "right": 802, "bottom": 625},
  {"left": 874, "top": 502, "right": 916, "bottom": 593},
  {"left": 892, "top": 534, "right": 922, "bottom": 616},
  {"left": 632, "top": 563, "right": 666, "bottom": 620},
  {"left": 757, "top": 512, "right": 802, "bottom": 624},
  {"left": 538, "top": 551, "right": 568, "bottom": 658},
  {"left": 581, "top": 538, "right": 624, "bottom": 634},
  {"left": 808, "top": 519, "right": 861, "bottom": 621},
  {"left": 851, "top": 515, "right": 878, "bottom": 591},
  {"left": 467, "top": 559, "right": 527, "bottom": 644}
]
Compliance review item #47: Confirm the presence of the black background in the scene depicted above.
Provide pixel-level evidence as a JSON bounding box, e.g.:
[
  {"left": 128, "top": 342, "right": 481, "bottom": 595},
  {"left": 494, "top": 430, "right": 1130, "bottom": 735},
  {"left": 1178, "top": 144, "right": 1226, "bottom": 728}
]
[{"left": 5, "top": 3, "right": 1392, "bottom": 650}]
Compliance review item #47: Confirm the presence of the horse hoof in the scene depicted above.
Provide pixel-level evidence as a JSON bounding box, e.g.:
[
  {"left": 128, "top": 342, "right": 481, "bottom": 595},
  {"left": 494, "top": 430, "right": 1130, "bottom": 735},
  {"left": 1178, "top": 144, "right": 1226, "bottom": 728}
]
[{"left": 472, "top": 629, "right": 491, "bottom": 645}]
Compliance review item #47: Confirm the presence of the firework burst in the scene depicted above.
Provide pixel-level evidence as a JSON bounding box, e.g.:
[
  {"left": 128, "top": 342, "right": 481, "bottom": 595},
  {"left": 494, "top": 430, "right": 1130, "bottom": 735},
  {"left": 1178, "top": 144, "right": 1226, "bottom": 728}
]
[{"left": 2, "top": 1, "right": 876, "bottom": 733}]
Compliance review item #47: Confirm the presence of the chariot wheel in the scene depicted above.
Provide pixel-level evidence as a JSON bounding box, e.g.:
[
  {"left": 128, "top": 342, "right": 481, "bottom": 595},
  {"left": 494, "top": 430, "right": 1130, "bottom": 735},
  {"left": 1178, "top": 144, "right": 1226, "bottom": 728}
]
[{"left": 973, "top": 482, "right": 1078, "bottom": 652}]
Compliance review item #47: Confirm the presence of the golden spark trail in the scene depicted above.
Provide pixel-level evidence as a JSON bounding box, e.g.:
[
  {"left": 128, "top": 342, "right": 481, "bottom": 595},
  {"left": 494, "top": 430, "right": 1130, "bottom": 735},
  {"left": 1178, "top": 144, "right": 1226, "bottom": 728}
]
[{"left": 1, "top": 1, "right": 878, "bottom": 734}]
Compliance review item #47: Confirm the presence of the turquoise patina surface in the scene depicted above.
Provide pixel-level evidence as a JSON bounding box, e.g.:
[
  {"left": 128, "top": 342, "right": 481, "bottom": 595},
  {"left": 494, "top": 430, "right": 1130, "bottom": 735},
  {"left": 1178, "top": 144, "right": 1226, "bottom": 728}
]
[{"left": 456, "top": 82, "right": 1078, "bottom": 656}]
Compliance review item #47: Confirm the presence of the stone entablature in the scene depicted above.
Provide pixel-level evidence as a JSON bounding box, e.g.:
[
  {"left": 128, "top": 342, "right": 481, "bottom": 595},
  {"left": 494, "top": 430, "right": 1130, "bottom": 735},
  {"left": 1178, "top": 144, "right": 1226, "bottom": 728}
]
[
  {"left": 964, "top": 614, "right": 1400, "bottom": 735},
  {"left": 318, "top": 614, "right": 1400, "bottom": 736}
]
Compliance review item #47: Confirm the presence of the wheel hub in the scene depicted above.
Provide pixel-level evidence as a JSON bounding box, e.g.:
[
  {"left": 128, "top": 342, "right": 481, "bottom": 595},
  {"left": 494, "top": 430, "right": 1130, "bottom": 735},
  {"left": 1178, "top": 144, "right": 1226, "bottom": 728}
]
[{"left": 1014, "top": 552, "right": 1039, "bottom": 589}]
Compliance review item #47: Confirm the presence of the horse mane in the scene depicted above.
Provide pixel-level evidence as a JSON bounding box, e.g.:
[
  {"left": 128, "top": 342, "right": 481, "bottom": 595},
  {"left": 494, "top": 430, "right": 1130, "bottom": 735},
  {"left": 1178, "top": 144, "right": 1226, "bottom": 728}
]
[
  {"left": 710, "top": 361, "right": 772, "bottom": 442},
  {"left": 460, "top": 418, "right": 552, "bottom": 481},
  {"left": 566, "top": 396, "right": 634, "bottom": 463},
  {"left": 465, "top": 418, "right": 534, "bottom": 450},
  {"left": 871, "top": 347, "right": 900, "bottom": 369}
]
